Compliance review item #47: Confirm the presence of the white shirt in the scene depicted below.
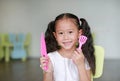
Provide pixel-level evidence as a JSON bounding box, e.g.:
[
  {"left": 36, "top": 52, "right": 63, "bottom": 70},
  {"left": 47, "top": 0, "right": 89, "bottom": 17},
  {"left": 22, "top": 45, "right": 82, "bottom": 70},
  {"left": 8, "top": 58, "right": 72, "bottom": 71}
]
[{"left": 48, "top": 51, "right": 90, "bottom": 81}]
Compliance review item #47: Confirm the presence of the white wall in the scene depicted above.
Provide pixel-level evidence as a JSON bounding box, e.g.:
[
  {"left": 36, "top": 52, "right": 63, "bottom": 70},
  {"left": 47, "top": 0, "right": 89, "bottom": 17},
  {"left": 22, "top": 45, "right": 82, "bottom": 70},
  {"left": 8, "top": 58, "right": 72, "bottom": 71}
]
[{"left": 0, "top": 0, "right": 120, "bottom": 59}]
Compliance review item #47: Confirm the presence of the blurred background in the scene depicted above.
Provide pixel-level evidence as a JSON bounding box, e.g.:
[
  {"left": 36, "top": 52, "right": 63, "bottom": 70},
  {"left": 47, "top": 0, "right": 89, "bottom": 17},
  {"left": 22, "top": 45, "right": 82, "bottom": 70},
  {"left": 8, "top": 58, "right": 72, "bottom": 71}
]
[{"left": 0, "top": 0, "right": 120, "bottom": 81}]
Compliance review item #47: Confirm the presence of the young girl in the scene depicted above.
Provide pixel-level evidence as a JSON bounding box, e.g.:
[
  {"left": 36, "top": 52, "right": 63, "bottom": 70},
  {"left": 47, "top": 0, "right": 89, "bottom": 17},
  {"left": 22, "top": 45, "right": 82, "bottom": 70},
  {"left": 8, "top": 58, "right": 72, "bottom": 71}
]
[{"left": 40, "top": 13, "right": 95, "bottom": 81}]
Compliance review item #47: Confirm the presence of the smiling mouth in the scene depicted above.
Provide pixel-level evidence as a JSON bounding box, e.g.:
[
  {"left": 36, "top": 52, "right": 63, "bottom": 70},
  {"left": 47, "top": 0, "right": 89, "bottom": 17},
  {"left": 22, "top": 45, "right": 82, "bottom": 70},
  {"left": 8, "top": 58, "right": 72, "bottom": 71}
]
[{"left": 63, "top": 41, "right": 72, "bottom": 46}]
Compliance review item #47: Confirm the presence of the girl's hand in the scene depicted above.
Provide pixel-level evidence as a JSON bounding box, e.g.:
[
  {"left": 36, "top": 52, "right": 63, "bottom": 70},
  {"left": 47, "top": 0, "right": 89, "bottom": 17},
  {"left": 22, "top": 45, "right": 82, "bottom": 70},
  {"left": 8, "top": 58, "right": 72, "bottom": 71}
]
[
  {"left": 40, "top": 56, "right": 53, "bottom": 72},
  {"left": 72, "top": 49, "right": 85, "bottom": 68}
]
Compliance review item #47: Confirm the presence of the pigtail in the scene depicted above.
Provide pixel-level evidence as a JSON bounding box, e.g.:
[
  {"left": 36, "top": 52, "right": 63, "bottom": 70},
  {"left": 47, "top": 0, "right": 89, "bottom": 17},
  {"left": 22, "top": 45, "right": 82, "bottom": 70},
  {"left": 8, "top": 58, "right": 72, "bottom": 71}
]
[
  {"left": 45, "top": 21, "right": 59, "bottom": 53},
  {"left": 80, "top": 18, "right": 96, "bottom": 75}
]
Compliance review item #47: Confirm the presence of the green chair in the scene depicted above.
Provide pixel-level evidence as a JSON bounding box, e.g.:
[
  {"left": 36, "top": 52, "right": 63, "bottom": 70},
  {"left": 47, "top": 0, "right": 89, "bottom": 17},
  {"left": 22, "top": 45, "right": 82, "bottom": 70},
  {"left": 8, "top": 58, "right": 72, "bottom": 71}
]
[{"left": 92, "top": 45, "right": 104, "bottom": 81}]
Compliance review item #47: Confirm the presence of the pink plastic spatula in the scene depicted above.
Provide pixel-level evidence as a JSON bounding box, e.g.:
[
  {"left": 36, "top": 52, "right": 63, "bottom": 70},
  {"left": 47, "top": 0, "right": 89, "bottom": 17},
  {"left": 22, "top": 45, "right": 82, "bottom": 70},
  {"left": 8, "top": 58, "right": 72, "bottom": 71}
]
[
  {"left": 78, "top": 35, "right": 88, "bottom": 50},
  {"left": 40, "top": 33, "right": 48, "bottom": 71}
]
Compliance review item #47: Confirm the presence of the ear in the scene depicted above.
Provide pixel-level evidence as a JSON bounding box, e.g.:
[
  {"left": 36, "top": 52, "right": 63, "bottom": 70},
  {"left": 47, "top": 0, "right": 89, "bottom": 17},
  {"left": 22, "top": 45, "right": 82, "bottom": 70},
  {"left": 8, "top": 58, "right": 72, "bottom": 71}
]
[
  {"left": 78, "top": 29, "right": 83, "bottom": 38},
  {"left": 53, "top": 32, "right": 56, "bottom": 38}
]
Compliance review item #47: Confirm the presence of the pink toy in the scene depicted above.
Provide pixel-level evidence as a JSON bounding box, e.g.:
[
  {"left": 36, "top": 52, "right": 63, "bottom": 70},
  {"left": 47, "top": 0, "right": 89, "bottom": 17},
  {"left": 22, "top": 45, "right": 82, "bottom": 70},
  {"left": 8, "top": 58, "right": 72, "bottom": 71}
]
[
  {"left": 78, "top": 35, "right": 88, "bottom": 50},
  {"left": 40, "top": 33, "right": 48, "bottom": 71}
]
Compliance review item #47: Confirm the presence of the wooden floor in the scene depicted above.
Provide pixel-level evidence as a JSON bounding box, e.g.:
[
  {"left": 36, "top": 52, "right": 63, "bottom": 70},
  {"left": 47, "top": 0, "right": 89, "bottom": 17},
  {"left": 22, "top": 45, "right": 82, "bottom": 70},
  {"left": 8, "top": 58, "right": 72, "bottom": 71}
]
[{"left": 0, "top": 58, "right": 120, "bottom": 81}]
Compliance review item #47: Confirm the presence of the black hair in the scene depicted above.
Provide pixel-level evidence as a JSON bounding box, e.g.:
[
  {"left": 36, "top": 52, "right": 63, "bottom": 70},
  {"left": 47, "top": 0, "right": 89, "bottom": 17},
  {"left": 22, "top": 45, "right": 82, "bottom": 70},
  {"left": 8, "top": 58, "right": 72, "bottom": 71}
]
[{"left": 45, "top": 13, "right": 95, "bottom": 75}]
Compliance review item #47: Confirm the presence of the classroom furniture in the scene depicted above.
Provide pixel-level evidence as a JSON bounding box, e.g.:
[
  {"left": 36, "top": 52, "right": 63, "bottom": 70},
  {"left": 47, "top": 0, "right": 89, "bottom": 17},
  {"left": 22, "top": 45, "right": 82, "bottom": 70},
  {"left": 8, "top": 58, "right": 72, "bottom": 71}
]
[
  {"left": 9, "top": 33, "right": 27, "bottom": 61},
  {"left": 92, "top": 45, "right": 105, "bottom": 81},
  {"left": 0, "top": 34, "right": 4, "bottom": 60},
  {"left": 0, "top": 33, "right": 31, "bottom": 62},
  {"left": 0, "top": 33, "right": 9, "bottom": 61}
]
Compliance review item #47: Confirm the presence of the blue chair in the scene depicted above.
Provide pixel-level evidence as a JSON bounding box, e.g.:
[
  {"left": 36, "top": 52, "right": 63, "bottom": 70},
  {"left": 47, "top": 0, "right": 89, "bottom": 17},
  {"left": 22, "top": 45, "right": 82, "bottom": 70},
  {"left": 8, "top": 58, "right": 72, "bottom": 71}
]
[
  {"left": 18, "top": 33, "right": 25, "bottom": 42},
  {"left": 9, "top": 33, "right": 27, "bottom": 61},
  {"left": 9, "top": 33, "right": 16, "bottom": 43}
]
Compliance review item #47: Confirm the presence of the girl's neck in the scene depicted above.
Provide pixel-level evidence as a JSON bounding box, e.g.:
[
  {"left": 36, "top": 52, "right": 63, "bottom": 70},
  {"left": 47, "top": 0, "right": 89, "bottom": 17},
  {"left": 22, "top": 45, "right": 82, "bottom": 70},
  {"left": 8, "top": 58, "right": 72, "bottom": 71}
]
[{"left": 58, "top": 48, "right": 75, "bottom": 59}]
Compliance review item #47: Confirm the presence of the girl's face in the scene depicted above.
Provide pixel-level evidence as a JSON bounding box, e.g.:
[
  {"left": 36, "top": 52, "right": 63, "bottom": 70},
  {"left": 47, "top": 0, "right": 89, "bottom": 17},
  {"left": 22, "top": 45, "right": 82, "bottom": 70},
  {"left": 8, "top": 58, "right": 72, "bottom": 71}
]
[{"left": 53, "top": 19, "right": 82, "bottom": 50}]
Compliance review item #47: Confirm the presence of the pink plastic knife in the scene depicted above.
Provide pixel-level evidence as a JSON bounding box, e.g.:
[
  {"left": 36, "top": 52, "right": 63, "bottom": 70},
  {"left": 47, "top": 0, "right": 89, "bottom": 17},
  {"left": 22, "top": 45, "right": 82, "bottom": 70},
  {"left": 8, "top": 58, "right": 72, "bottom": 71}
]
[{"left": 40, "top": 33, "right": 48, "bottom": 71}]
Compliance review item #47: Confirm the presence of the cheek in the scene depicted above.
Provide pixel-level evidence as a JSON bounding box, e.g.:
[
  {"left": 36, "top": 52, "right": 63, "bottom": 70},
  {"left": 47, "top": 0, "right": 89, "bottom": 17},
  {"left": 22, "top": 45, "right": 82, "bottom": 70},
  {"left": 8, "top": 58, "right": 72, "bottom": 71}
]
[
  {"left": 73, "top": 33, "right": 79, "bottom": 39},
  {"left": 55, "top": 35, "right": 62, "bottom": 42},
  {"left": 74, "top": 37, "right": 79, "bottom": 42},
  {"left": 74, "top": 34, "right": 80, "bottom": 42},
  {"left": 70, "top": 35, "right": 78, "bottom": 42}
]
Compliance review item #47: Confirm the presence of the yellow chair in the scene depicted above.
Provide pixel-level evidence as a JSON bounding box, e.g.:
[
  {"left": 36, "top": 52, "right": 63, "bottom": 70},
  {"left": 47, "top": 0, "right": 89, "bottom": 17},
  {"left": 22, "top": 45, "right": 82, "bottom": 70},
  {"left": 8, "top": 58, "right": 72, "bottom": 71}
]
[
  {"left": 0, "top": 33, "right": 10, "bottom": 62},
  {"left": 92, "top": 45, "right": 104, "bottom": 81},
  {"left": 0, "top": 34, "right": 4, "bottom": 60},
  {"left": 24, "top": 33, "right": 31, "bottom": 55}
]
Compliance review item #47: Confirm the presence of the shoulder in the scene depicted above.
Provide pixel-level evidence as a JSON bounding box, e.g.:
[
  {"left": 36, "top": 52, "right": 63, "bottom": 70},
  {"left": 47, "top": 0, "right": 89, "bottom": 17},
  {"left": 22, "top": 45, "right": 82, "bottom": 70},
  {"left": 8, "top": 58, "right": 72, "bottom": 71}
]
[
  {"left": 47, "top": 51, "right": 63, "bottom": 63},
  {"left": 47, "top": 51, "right": 59, "bottom": 67},
  {"left": 47, "top": 51, "right": 60, "bottom": 61},
  {"left": 47, "top": 51, "right": 58, "bottom": 58}
]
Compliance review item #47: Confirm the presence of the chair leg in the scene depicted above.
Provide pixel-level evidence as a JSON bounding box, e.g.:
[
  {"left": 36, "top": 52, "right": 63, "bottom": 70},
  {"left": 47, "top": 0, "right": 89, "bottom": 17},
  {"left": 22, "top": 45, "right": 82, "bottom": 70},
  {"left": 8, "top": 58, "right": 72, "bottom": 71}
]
[
  {"left": 5, "top": 47, "right": 10, "bottom": 62},
  {"left": 22, "top": 56, "right": 26, "bottom": 62},
  {"left": 0, "top": 48, "right": 4, "bottom": 61}
]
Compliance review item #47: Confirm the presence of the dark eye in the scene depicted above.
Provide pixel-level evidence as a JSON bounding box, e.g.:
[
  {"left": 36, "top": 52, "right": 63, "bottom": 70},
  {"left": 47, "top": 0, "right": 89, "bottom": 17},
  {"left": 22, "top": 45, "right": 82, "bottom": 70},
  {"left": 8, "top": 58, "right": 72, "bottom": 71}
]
[
  {"left": 58, "top": 32, "right": 63, "bottom": 35},
  {"left": 69, "top": 31, "right": 73, "bottom": 34}
]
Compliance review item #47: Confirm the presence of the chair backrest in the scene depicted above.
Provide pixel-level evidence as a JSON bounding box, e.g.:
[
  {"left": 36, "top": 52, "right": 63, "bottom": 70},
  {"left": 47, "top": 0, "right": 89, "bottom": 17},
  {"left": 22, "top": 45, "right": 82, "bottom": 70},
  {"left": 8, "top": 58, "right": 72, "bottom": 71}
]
[
  {"left": 17, "top": 33, "right": 25, "bottom": 43},
  {"left": 0, "top": 34, "right": 9, "bottom": 44},
  {"left": 93, "top": 45, "right": 104, "bottom": 78},
  {"left": 25, "top": 33, "right": 31, "bottom": 44},
  {"left": 9, "top": 33, "right": 16, "bottom": 43}
]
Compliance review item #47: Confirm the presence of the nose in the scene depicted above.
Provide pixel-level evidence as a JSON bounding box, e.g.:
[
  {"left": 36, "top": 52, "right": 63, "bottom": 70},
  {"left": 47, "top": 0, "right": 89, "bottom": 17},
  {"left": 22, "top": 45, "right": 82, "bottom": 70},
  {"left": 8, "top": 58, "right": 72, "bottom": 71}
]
[{"left": 64, "top": 33, "right": 69, "bottom": 39}]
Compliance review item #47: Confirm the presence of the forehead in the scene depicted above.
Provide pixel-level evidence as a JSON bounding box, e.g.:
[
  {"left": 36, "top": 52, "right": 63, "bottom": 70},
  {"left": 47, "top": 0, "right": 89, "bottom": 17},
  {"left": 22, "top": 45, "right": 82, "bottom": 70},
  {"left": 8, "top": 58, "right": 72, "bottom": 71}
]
[{"left": 55, "top": 19, "right": 78, "bottom": 31}]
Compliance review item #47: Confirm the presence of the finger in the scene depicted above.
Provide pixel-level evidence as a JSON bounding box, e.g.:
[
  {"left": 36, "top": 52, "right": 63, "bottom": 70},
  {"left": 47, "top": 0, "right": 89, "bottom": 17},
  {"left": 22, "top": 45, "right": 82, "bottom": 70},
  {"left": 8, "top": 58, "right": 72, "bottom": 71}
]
[
  {"left": 41, "top": 59, "right": 49, "bottom": 65},
  {"left": 73, "top": 51, "right": 84, "bottom": 60},
  {"left": 40, "top": 61, "right": 48, "bottom": 67},
  {"left": 40, "top": 64, "right": 41, "bottom": 67},
  {"left": 76, "top": 49, "right": 82, "bottom": 54},
  {"left": 40, "top": 59, "right": 48, "bottom": 66},
  {"left": 40, "top": 56, "right": 49, "bottom": 61},
  {"left": 73, "top": 51, "right": 80, "bottom": 57},
  {"left": 76, "top": 49, "right": 85, "bottom": 60}
]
